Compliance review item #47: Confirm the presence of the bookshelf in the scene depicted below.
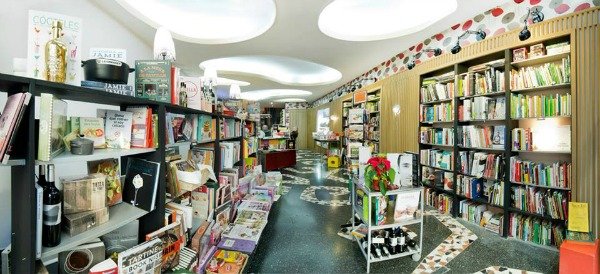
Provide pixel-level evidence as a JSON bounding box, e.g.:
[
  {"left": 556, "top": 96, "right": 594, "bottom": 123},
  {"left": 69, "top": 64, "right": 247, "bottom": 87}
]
[
  {"left": 0, "top": 73, "right": 254, "bottom": 272},
  {"left": 341, "top": 98, "right": 352, "bottom": 164},
  {"left": 365, "top": 89, "right": 381, "bottom": 154},
  {"left": 417, "top": 36, "right": 573, "bottom": 249}
]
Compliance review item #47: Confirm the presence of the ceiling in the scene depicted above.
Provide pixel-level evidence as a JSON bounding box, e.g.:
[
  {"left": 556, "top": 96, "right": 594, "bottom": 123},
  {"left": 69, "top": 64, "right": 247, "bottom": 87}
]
[{"left": 93, "top": 0, "right": 508, "bottom": 107}]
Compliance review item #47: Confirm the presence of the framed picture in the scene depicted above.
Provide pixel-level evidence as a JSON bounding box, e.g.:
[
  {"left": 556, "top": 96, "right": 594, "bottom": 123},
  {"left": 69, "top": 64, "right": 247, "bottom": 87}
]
[{"left": 512, "top": 47, "right": 528, "bottom": 62}]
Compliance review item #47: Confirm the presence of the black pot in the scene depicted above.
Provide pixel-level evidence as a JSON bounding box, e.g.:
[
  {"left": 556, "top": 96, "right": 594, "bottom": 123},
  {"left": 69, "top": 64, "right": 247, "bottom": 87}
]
[{"left": 81, "top": 58, "right": 134, "bottom": 84}]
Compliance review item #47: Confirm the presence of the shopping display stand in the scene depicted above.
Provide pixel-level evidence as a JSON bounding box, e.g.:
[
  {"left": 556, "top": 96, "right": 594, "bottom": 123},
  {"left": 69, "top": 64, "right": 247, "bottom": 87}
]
[{"left": 351, "top": 179, "right": 424, "bottom": 273}]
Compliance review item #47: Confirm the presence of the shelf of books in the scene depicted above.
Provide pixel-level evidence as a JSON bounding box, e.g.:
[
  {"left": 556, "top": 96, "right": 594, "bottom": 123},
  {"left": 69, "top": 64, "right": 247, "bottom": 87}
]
[
  {"left": 417, "top": 37, "right": 573, "bottom": 249},
  {"left": 0, "top": 69, "right": 277, "bottom": 273},
  {"left": 345, "top": 98, "right": 367, "bottom": 172},
  {"left": 365, "top": 89, "right": 381, "bottom": 154}
]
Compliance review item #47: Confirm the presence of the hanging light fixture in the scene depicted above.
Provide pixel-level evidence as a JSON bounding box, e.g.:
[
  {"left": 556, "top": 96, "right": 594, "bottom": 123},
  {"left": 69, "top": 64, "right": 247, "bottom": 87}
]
[
  {"left": 519, "top": 8, "right": 544, "bottom": 41},
  {"left": 229, "top": 84, "right": 241, "bottom": 99},
  {"left": 450, "top": 29, "right": 487, "bottom": 54},
  {"left": 407, "top": 48, "right": 442, "bottom": 70},
  {"left": 153, "top": 26, "right": 176, "bottom": 60}
]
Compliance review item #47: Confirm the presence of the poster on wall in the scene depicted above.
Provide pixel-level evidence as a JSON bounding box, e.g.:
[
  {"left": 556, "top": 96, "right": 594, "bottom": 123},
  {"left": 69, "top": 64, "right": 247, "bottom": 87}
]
[
  {"left": 27, "top": 10, "right": 82, "bottom": 85},
  {"left": 353, "top": 90, "right": 367, "bottom": 104},
  {"left": 316, "top": 108, "right": 330, "bottom": 132}
]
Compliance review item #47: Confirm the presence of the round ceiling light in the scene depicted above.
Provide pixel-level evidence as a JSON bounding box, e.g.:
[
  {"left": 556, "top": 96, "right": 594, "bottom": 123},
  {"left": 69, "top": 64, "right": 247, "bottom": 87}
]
[
  {"left": 318, "top": 0, "right": 457, "bottom": 41},
  {"left": 200, "top": 56, "right": 342, "bottom": 86},
  {"left": 115, "top": 0, "right": 276, "bottom": 44},
  {"left": 239, "top": 89, "right": 312, "bottom": 101}
]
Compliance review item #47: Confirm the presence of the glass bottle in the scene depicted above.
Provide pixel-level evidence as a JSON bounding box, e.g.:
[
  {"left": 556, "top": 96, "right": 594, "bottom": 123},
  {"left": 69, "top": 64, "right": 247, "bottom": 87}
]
[
  {"left": 42, "top": 164, "right": 61, "bottom": 247},
  {"left": 45, "top": 20, "right": 67, "bottom": 83},
  {"left": 37, "top": 165, "right": 47, "bottom": 188},
  {"left": 179, "top": 82, "right": 187, "bottom": 107}
]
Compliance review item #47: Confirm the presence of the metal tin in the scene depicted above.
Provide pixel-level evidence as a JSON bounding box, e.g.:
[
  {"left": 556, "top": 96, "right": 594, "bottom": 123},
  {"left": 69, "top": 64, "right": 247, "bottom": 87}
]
[{"left": 70, "top": 137, "right": 94, "bottom": 155}]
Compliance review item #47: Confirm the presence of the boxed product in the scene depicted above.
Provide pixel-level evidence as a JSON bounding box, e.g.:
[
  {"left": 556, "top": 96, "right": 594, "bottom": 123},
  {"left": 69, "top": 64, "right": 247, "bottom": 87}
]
[
  {"left": 205, "top": 249, "right": 248, "bottom": 274},
  {"left": 135, "top": 60, "right": 172, "bottom": 102},
  {"left": 61, "top": 174, "right": 106, "bottom": 214},
  {"left": 63, "top": 207, "right": 109, "bottom": 236}
]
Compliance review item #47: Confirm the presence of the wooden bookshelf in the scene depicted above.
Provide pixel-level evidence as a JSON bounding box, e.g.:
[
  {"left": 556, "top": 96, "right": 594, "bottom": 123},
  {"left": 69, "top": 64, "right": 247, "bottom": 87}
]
[{"left": 417, "top": 36, "right": 573, "bottom": 249}]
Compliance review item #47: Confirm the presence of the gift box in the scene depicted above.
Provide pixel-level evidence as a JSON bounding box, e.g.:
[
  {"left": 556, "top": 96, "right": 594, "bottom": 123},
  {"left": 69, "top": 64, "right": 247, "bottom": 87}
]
[{"left": 63, "top": 207, "right": 109, "bottom": 236}]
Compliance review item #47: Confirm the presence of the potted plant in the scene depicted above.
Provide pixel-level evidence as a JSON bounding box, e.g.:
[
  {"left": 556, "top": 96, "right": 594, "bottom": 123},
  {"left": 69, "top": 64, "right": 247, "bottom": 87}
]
[{"left": 364, "top": 154, "right": 398, "bottom": 195}]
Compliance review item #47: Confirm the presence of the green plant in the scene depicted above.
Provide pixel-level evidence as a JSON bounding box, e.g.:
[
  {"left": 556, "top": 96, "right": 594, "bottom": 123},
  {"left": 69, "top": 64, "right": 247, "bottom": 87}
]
[{"left": 364, "top": 154, "right": 397, "bottom": 195}]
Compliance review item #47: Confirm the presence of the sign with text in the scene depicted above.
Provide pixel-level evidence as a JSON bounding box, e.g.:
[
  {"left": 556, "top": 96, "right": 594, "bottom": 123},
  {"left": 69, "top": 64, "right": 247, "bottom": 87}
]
[{"left": 353, "top": 90, "right": 367, "bottom": 104}]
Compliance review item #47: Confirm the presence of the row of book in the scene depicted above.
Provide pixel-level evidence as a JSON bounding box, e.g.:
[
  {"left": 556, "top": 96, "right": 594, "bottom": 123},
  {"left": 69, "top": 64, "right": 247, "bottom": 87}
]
[
  {"left": 458, "top": 201, "right": 504, "bottom": 235},
  {"left": 420, "top": 81, "right": 455, "bottom": 103},
  {"left": 510, "top": 93, "right": 571, "bottom": 119},
  {"left": 457, "top": 68, "right": 505, "bottom": 97},
  {"left": 508, "top": 213, "right": 565, "bottom": 247},
  {"left": 243, "top": 136, "right": 258, "bottom": 158},
  {"left": 220, "top": 141, "right": 241, "bottom": 170},
  {"left": 509, "top": 56, "right": 571, "bottom": 90},
  {"left": 511, "top": 126, "right": 571, "bottom": 152},
  {"left": 420, "top": 149, "right": 453, "bottom": 171},
  {"left": 456, "top": 176, "right": 504, "bottom": 206},
  {"left": 459, "top": 97, "right": 506, "bottom": 121},
  {"left": 509, "top": 157, "right": 571, "bottom": 189},
  {"left": 458, "top": 152, "right": 504, "bottom": 179},
  {"left": 166, "top": 113, "right": 217, "bottom": 145},
  {"left": 366, "top": 101, "right": 380, "bottom": 112},
  {"left": 511, "top": 186, "right": 569, "bottom": 220},
  {"left": 424, "top": 188, "right": 453, "bottom": 215},
  {"left": 458, "top": 125, "right": 505, "bottom": 149},
  {"left": 419, "top": 127, "right": 454, "bottom": 146},
  {"left": 422, "top": 166, "right": 453, "bottom": 191},
  {"left": 420, "top": 102, "right": 454, "bottom": 123},
  {"left": 221, "top": 118, "right": 242, "bottom": 139}
]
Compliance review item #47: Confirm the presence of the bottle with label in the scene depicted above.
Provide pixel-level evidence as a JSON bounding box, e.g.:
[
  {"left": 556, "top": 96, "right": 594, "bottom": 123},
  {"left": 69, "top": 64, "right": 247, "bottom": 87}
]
[
  {"left": 42, "top": 164, "right": 61, "bottom": 247},
  {"left": 398, "top": 229, "right": 406, "bottom": 253},
  {"left": 179, "top": 82, "right": 188, "bottom": 107},
  {"left": 45, "top": 20, "right": 67, "bottom": 83},
  {"left": 389, "top": 229, "right": 398, "bottom": 254},
  {"left": 37, "top": 165, "right": 47, "bottom": 188}
]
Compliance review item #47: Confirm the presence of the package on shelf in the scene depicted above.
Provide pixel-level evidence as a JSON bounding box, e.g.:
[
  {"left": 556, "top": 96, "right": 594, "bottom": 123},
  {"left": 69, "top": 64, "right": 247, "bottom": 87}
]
[
  {"left": 63, "top": 207, "right": 109, "bottom": 236},
  {"left": 135, "top": 60, "right": 172, "bottom": 103},
  {"left": 61, "top": 173, "right": 106, "bottom": 214},
  {"left": 204, "top": 249, "right": 248, "bottom": 274}
]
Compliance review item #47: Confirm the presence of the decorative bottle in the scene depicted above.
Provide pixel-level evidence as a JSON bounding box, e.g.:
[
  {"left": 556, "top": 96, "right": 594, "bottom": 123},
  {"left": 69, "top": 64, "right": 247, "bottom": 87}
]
[
  {"left": 179, "top": 82, "right": 188, "bottom": 107},
  {"left": 37, "top": 164, "right": 47, "bottom": 188},
  {"left": 45, "top": 20, "right": 67, "bottom": 83},
  {"left": 42, "top": 164, "right": 61, "bottom": 247}
]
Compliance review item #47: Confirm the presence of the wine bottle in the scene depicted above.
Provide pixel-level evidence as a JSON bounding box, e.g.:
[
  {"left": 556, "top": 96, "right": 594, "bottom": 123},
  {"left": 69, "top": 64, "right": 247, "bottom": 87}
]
[
  {"left": 42, "top": 164, "right": 61, "bottom": 247},
  {"left": 398, "top": 230, "right": 406, "bottom": 253},
  {"left": 389, "top": 229, "right": 398, "bottom": 254},
  {"left": 179, "top": 82, "right": 187, "bottom": 107},
  {"left": 45, "top": 20, "right": 67, "bottom": 83},
  {"left": 37, "top": 165, "right": 47, "bottom": 188}
]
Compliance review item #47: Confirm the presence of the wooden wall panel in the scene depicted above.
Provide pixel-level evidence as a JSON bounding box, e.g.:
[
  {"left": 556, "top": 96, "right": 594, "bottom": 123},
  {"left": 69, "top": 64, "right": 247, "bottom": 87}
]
[
  {"left": 289, "top": 109, "right": 308, "bottom": 149},
  {"left": 574, "top": 24, "right": 600, "bottom": 238},
  {"left": 306, "top": 107, "right": 316, "bottom": 151}
]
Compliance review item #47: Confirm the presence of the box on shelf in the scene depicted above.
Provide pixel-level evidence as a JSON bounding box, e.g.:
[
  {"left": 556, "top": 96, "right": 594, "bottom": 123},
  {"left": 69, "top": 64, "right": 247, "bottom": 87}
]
[
  {"left": 63, "top": 207, "right": 109, "bottom": 236},
  {"left": 61, "top": 174, "right": 106, "bottom": 214},
  {"left": 135, "top": 60, "right": 172, "bottom": 103}
]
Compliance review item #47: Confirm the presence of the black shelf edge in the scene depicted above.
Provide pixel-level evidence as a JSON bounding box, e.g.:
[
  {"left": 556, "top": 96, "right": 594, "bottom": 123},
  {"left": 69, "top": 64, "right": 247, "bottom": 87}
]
[
  {"left": 458, "top": 146, "right": 505, "bottom": 152},
  {"left": 510, "top": 181, "right": 571, "bottom": 191},
  {"left": 165, "top": 104, "right": 214, "bottom": 116},
  {"left": 510, "top": 116, "right": 571, "bottom": 121},
  {"left": 458, "top": 118, "right": 505, "bottom": 123},
  {"left": 419, "top": 143, "right": 454, "bottom": 148},
  {"left": 509, "top": 83, "right": 571, "bottom": 93},
  {"left": 420, "top": 164, "right": 453, "bottom": 173},
  {"left": 420, "top": 98, "right": 453, "bottom": 105},
  {"left": 456, "top": 194, "right": 504, "bottom": 208},
  {"left": 220, "top": 136, "right": 243, "bottom": 142},
  {"left": 456, "top": 171, "right": 503, "bottom": 181},
  {"left": 511, "top": 150, "right": 571, "bottom": 154},
  {"left": 457, "top": 92, "right": 506, "bottom": 99},
  {"left": 422, "top": 183, "right": 454, "bottom": 195}
]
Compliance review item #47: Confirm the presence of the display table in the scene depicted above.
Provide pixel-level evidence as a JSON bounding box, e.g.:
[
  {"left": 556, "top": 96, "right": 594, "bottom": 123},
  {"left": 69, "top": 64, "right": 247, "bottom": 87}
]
[
  {"left": 313, "top": 138, "right": 341, "bottom": 155},
  {"left": 258, "top": 149, "right": 296, "bottom": 171}
]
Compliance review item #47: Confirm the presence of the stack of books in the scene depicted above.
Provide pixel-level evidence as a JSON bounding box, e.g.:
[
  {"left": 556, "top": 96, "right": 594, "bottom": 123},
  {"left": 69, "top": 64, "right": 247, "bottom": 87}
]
[
  {"left": 81, "top": 80, "right": 134, "bottom": 96},
  {"left": 421, "top": 81, "right": 455, "bottom": 103},
  {"left": 509, "top": 157, "right": 571, "bottom": 189}
]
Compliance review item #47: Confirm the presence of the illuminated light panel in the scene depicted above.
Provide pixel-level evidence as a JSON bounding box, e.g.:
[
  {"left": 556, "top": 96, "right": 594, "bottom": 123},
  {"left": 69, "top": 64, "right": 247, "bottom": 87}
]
[
  {"left": 215, "top": 77, "right": 250, "bottom": 87},
  {"left": 273, "top": 98, "right": 307, "bottom": 103},
  {"left": 200, "top": 56, "right": 342, "bottom": 86},
  {"left": 239, "top": 89, "right": 312, "bottom": 101},
  {"left": 115, "top": 0, "right": 276, "bottom": 44},
  {"left": 318, "top": 0, "right": 457, "bottom": 41}
]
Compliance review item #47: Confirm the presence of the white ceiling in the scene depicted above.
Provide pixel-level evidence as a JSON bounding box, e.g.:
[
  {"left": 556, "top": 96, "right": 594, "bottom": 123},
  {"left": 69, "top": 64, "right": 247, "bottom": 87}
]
[{"left": 93, "top": 0, "right": 507, "bottom": 107}]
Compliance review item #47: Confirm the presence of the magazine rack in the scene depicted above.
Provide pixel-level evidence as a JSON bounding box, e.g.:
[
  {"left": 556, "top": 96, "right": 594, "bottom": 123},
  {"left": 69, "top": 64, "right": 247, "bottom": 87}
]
[{"left": 351, "top": 179, "right": 424, "bottom": 273}]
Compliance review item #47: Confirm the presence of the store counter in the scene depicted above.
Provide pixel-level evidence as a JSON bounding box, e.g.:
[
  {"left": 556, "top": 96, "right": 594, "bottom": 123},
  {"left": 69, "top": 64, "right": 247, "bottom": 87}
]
[{"left": 258, "top": 149, "right": 296, "bottom": 171}]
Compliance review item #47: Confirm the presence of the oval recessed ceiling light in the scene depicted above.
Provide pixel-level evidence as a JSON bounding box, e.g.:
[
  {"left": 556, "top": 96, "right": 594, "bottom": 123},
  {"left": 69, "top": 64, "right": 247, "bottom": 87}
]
[
  {"left": 215, "top": 77, "right": 250, "bottom": 87},
  {"left": 200, "top": 56, "right": 342, "bottom": 86},
  {"left": 273, "top": 98, "right": 307, "bottom": 103},
  {"left": 319, "top": 0, "right": 457, "bottom": 41},
  {"left": 115, "top": 0, "right": 276, "bottom": 44},
  {"left": 239, "top": 89, "right": 312, "bottom": 101}
]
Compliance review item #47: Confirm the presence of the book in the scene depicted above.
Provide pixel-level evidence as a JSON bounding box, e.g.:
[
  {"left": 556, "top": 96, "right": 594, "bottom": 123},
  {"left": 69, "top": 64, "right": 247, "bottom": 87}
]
[
  {"left": 179, "top": 76, "right": 203, "bottom": 110},
  {"left": 79, "top": 117, "right": 106, "bottom": 148},
  {"left": 126, "top": 106, "right": 152, "bottom": 148},
  {"left": 204, "top": 249, "right": 248, "bottom": 274},
  {"left": 58, "top": 239, "right": 105, "bottom": 274},
  {"left": 81, "top": 81, "right": 134, "bottom": 97},
  {"left": 124, "top": 158, "right": 161, "bottom": 211},
  {"left": 37, "top": 93, "right": 68, "bottom": 161},
  {"left": 135, "top": 60, "right": 172, "bottom": 103},
  {"left": 103, "top": 110, "right": 133, "bottom": 149},
  {"left": 217, "top": 237, "right": 257, "bottom": 254},
  {"left": 348, "top": 108, "right": 364, "bottom": 124},
  {"left": 35, "top": 183, "right": 42, "bottom": 259},
  {"left": 491, "top": 125, "right": 505, "bottom": 149},
  {"left": 118, "top": 237, "right": 163, "bottom": 274},
  {"left": 100, "top": 220, "right": 139, "bottom": 259},
  {"left": 89, "top": 258, "right": 118, "bottom": 274},
  {"left": 87, "top": 158, "right": 123, "bottom": 206},
  {"left": 394, "top": 191, "right": 420, "bottom": 221},
  {"left": 27, "top": 11, "right": 82, "bottom": 85},
  {"left": 145, "top": 221, "right": 184, "bottom": 272},
  {"left": 0, "top": 92, "right": 30, "bottom": 163}
]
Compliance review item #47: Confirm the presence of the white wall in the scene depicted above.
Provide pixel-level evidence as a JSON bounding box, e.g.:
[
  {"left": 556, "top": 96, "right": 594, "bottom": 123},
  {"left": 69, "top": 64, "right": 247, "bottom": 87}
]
[{"left": 0, "top": 0, "right": 152, "bottom": 249}]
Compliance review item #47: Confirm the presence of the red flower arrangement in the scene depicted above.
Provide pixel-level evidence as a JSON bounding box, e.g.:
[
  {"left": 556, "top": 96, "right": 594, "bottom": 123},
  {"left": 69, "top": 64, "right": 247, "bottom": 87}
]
[{"left": 364, "top": 155, "right": 397, "bottom": 195}]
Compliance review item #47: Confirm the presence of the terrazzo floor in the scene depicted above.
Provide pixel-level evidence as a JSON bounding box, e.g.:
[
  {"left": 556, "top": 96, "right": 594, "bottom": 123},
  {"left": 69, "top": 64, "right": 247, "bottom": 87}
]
[{"left": 245, "top": 150, "right": 559, "bottom": 274}]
